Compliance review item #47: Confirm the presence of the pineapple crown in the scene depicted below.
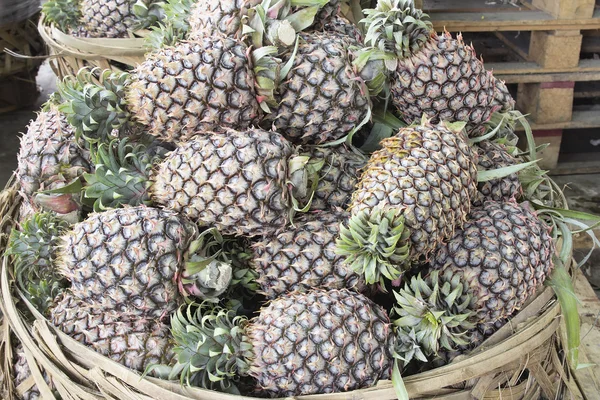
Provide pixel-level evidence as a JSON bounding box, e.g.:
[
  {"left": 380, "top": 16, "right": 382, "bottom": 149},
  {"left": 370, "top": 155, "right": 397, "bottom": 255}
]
[
  {"left": 131, "top": 0, "right": 166, "bottom": 31},
  {"left": 393, "top": 270, "right": 477, "bottom": 359},
  {"left": 361, "top": 0, "right": 433, "bottom": 67},
  {"left": 83, "top": 138, "right": 157, "bottom": 211},
  {"left": 243, "top": 0, "right": 334, "bottom": 111},
  {"left": 42, "top": 0, "right": 81, "bottom": 32},
  {"left": 335, "top": 207, "right": 411, "bottom": 286},
  {"left": 5, "top": 213, "right": 69, "bottom": 314},
  {"left": 167, "top": 302, "right": 253, "bottom": 391},
  {"left": 58, "top": 68, "right": 131, "bottom": 144},
  {"left": 393, "top": 328, "right": 428, "bottom": 368},
  {"left": 145, "top": 0, "right": 195, "bottom": 49}
]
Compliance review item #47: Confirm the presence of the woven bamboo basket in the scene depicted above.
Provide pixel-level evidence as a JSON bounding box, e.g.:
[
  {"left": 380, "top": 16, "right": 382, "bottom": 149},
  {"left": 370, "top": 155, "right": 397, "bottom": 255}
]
[
  {"left": 0, "top": 175, "right": 580, "bottom": 400},
  {"left": 37, "top": 16, "right": 147, "bottom": 81},
  {"left": 0, "top": 13, "right": 45, "bottom": 113}
]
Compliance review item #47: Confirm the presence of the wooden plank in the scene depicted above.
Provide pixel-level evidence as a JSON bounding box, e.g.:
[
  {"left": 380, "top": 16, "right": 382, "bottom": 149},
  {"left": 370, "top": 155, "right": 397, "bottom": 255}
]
[
  {"left": 515, "top": 108, "right": 600, "bottom": 130},
  {"left": 423, "top": 0, "right": 525, "bottom": 13},
  {"left": 493, "top": 32, "right": 530, "bottom": 61},
  {"left": 487, "top": 59, "right": 600, "bottom": 83},
  {"left": 550, "top": 156, "right": 600, "bottom": 175},
  {"left": 429, "top": 11, "right": 600, "bottom": 32},
  {"left": 572, "top": 270, "right": 600, "bottom": 397}
]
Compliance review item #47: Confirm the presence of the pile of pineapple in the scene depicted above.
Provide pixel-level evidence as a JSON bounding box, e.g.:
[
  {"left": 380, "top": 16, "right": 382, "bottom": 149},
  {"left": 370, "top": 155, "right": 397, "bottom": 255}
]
[{"left": 6, "top": 0, "right": 575, "bottom": 398}]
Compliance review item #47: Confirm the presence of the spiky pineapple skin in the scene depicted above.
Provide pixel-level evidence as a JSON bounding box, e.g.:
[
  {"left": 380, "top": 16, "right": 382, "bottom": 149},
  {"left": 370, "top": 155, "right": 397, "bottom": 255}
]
[
  {"left": 491, "top": 78, "right": 515, "bottom": 112},
  {"left": 324, "top": 14, "right": 363, "bottom": 42},
  {"left": 269, "top": 32, "right": 370, "bottom": 145},
  {"left": 151, "top": 128, "right": 292, "bottom": 236},
  {"left": 292, "top": 145, "right": 366, "bottom": 211},
  {"left": 251, "top": 211, "right": 367, "bottom": 298},
  {"left": 17, "top": 110, "right": 90, "bottom": 200},
  {"left": 391, "top": 32, "right": 499, "bottom": 134},
  {"left": 80, "top": 0, "right": 136, "bottom": 38},
  {"left": 248, "top": 288, "right": 392, "bottom": 396},
  {"left": 473, "top": 140, "right": 522, "bottom": 206},
  {"left": 188, "top": 0, "right": 261, "bottom": 39},
  {"left": 127, "top": 37, "right": 261, "bottom": 143},
  {"left": 50, "top": 294, "right": 175, "bottom": 373},
  {"left": 57, "top": 206, "right": 196, "bottom": 320},
  {"left": 431, "top": 200, "right": 555, "bottom": 328},
  {"left": 350, "top": 123, "right": 478, "bottom": 260},
  {"left": 305, "top": 0, "right": 341, "bottom": 29}
]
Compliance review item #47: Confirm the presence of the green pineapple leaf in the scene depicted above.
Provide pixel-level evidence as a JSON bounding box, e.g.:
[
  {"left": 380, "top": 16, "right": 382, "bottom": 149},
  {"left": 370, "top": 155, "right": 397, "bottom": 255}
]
[
  {"left": 392, "top": 359, "right": 410, "bottom": 400},
  {"left": 145, "top": 0, "right": 196, "bottom": 49},
  {"left": 546, "top": 258, "right": 580, "bottom": 369},
  {"left": 166, "top": 302, "right": 252, "bottom": 392},
  {"left": 42, "top": 0, "right": 82, "bottom": 32},
  {"left": 5, "top": 213, "right": 69, "bottom": 315},
  {"left": 58, "top": 68, "right": 131, "bottom": 144},
  {"left": 83, "top": 138, "right": 156, "bottom": 211},
  {"left": 361, "top": 0, "right": 432, "bottom": 62},
  {"left": 392, "top": 271, "right": 477, "bottom": 359},
  {"left": 335, "top": 207, "right": 411, "bottom": 286}
]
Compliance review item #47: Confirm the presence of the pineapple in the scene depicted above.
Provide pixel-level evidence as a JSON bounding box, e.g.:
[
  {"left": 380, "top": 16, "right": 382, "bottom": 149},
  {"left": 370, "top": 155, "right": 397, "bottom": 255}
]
[
  {"left": 60, "top": 38, "right": 263, "bottom": 143},
  {"left": 336, "top": 119, "right": 479, "bottom": 285},
  {"left": 188, "top": 0, "right": 262, "bottom": 39},
  {"left": 50, "top": 294, "right": 176, "bottom": 375},
  {"left": 5, "top": 213, "right": 69, "bottom": 315},
  {"left": 81, "top": 130, "right": 323, "bottom": 236},
  {"left": 297, "top": 145, "right": 367, "bottom": 211},
  {"left": 13, "top": 343, "right": 54, "bottom": 400},
  {"left": 286, "top": 144, "right": 367, "bottom": 212},
  {"left": 56, "top": 206, "right": 232, "bottom": 319},
  {"left": 267, "top": 30, "right": 382, "bottom": 144},
  {"left": 80, "top": 0, "right": 162, "bottom": 38},
  {"left": 492, "top": 78, "right": 515, "bottom": 113},
  {"left": 187, "top": 0, "right": 336, "bottom": 41},
  {"left": 304, "top": 0, "right": 341, "bottom": 29},
  {"left": 59, "top": 1, "right": 338, "bottom": 143},
  {"left": 251, "top": 211, "right": 367, "bottom": 297},
  {"left": 169, "top": 289, "right": 393, "bottom": 396},
  {"left": 42, "top": 0, "right": 81, "bottom": 33},
  {"left": 324, "top": 14, "right": 363, "bottom": 42},
  {"left": 394, "top": 200, "right": 555, "bottom": 358},
  {"left": 473, "top": 140, "right": 522, "bottom": 206},
  {"left": 16, "top": 108, "right": 91, "bottom": 219},
  {"left": 43, "top": 0, "right": 162, "bottom": 37},
  {"left": 362, "top": 0, "right": 509, "bottom": 134}
]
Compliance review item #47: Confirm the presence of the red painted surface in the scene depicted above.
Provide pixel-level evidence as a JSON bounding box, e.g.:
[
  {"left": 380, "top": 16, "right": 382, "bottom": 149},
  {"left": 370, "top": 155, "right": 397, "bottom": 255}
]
[
  {"left": 533, "top": 129, "right": 563, "bottom": 137},
  {"left": 539, "top": 81, "right": 575, "bottom": 89}
]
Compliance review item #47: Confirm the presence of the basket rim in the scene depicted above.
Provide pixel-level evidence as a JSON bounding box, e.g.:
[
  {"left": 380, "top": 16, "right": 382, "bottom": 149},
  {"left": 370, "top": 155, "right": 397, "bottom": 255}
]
[
  {"left": 0, "top": 178, "right": 569, "bottom": 400},
  {"left": 37, "top": 16, "right": 147, "bottom": 60}
]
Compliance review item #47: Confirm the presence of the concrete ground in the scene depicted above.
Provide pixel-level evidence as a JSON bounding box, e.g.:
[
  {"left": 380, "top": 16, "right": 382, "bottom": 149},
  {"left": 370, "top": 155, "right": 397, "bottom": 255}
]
[
  {"left": 0, "top": 61, "right": 57, "bottom": 187},
  {"left": 1, "top": 62, "right": 599, "bottom": 297}
]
